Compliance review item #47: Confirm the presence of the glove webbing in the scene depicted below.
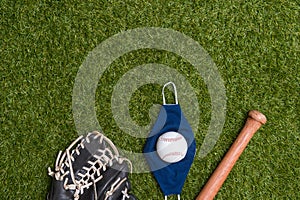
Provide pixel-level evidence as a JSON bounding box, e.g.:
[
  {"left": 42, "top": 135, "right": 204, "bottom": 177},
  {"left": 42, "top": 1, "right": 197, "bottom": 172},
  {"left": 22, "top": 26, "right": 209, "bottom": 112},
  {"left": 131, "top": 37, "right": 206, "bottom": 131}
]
[{"left": 48, "top": 132, "right": 132, "bottom": 200}]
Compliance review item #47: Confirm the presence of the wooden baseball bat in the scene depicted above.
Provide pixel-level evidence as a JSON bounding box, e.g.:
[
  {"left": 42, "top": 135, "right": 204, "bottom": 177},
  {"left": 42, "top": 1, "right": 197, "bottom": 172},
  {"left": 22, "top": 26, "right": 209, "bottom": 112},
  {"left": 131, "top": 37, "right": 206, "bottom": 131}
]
[{"left": 196, "top": 110, "right": 267, "bottom": 200}]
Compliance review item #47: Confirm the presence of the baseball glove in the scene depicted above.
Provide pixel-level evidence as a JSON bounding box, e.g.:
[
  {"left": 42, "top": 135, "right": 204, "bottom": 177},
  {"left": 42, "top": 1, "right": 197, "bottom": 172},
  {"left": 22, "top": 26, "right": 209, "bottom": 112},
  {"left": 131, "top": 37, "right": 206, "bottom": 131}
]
[{"left": 47, "top": 131, "right": 137, "bottom": 200}]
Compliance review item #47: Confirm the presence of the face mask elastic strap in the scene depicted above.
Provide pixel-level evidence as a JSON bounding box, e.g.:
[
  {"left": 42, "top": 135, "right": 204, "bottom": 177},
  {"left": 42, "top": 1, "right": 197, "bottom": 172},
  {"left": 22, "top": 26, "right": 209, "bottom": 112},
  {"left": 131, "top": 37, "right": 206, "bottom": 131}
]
[
  {"left": 164, "top": 195, "right": 181, "bottom": 200},
  {"left": 162, "top": 81, "right": 178, "bottom": 105}
]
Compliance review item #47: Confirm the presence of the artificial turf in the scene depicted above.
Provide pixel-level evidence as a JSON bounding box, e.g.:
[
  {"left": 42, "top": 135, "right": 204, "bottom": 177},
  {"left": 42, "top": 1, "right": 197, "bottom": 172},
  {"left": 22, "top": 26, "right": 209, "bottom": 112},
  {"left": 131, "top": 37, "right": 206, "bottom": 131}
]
[{"left": 1, "top": 0, "right": 299, "bottom": 199}]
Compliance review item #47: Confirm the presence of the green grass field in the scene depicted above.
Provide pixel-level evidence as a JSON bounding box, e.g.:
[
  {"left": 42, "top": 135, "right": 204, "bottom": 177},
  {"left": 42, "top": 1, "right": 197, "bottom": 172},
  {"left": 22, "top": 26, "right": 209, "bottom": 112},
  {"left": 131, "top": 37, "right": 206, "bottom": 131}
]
[{"left": 1, "top": 0, "right": 299, "bottom": 199}]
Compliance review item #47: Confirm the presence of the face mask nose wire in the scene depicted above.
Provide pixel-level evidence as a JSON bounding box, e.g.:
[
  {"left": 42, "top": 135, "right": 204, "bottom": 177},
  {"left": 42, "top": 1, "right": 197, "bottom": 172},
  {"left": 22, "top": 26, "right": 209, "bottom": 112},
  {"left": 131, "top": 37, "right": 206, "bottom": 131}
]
[{"left": 162, "top": 81, "right": 178, "bottom": 105}]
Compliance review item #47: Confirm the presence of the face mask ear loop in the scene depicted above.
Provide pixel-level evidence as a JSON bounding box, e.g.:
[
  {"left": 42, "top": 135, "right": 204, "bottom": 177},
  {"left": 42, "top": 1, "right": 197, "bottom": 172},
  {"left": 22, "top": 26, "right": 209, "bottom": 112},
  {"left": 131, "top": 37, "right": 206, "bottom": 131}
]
[
  {"left": 163, "top": 195, "right": 180, "bottom": 200},
  {"left": 162, "top": 81, "right": 178, "bottom": 105}
]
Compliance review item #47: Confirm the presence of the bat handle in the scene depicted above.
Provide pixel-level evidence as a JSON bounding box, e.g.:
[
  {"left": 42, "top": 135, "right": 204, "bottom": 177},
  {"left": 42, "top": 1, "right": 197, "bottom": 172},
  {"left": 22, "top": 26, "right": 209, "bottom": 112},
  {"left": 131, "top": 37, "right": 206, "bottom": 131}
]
[{"left": 196, "top": 110, "right": 267, "bottom": 200}]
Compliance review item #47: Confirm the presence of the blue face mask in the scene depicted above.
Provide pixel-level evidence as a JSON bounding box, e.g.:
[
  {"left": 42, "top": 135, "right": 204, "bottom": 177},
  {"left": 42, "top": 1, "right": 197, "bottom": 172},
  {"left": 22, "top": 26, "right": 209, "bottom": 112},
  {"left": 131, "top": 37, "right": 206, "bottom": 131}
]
[{"left": 144, "top": 82, "right": 196, "bottom": 200}]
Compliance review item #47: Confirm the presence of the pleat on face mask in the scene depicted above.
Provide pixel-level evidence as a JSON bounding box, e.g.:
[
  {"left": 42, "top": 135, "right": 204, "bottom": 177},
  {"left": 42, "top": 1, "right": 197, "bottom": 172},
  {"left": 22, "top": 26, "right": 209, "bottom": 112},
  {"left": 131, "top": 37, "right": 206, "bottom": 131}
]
[{"left": 144, "top": 82, "right": 196, "bottom": 200}]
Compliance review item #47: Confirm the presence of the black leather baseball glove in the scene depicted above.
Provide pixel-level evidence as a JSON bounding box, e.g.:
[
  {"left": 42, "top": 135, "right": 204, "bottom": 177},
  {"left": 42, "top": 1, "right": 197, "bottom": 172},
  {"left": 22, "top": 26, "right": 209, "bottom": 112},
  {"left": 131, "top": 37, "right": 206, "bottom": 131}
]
[{"left": 47, "top": 131, "right": 137, "bottom": 200}]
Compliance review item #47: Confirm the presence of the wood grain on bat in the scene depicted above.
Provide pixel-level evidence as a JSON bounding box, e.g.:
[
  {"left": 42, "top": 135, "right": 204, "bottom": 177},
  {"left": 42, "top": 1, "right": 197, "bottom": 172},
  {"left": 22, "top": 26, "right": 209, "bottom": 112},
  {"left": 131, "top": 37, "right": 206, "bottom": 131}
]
[{"left": 196, "top": 110, "right": 267, "bottom": 200}]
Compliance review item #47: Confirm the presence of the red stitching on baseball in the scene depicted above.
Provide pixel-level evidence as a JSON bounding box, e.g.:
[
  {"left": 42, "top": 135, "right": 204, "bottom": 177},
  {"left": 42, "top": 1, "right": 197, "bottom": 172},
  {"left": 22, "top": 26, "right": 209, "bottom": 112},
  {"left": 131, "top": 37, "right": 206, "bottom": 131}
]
[
  {"left": 162, "top": 152, "right": 184, "bottom": 160},
  {"left": 159, "top": 136, "right": 183, "bottom": 142}
]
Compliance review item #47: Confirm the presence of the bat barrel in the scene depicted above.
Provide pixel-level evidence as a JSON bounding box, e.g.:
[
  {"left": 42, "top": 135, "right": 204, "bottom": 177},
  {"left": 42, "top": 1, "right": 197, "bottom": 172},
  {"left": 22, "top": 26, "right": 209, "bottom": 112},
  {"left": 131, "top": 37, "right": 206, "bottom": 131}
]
[{"left": 196, "top": 110, "right": 266, "bottom": 200}]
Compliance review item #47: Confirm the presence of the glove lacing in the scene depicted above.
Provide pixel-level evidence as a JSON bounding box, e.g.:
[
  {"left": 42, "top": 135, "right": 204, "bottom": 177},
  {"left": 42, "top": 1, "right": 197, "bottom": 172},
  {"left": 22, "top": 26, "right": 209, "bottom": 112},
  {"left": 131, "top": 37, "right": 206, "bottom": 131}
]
[{"left": 48, "top": 132, "right": 133, "bottom": 200}]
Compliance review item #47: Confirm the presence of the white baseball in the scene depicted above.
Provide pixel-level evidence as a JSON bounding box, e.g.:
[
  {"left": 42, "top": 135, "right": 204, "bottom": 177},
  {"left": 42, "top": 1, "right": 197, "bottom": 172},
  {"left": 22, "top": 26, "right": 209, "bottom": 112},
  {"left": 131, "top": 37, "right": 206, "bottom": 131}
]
[{"left": 156, "top": 131, "right": 188, "bottom": 163}]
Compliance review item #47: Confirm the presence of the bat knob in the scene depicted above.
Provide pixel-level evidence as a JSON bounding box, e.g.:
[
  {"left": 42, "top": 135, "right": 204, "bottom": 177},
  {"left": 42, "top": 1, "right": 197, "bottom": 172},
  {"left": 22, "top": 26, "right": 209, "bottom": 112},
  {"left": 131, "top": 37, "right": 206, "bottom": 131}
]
[{"left": 248, "top": 110, "right": 267, "bottom": 125}]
